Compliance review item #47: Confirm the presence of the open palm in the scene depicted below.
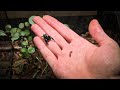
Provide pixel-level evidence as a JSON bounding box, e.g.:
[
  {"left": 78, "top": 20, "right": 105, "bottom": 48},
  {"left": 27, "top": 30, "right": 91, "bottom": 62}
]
[{"left": 31, "top": 15, "right": 120, "bottom": 79}]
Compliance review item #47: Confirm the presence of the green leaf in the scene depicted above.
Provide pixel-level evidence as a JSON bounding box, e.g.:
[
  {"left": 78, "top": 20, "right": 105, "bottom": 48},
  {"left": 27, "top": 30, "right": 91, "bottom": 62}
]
[
  {"left": 19, "top": 23, "right": 24, "bottom": 29},
  {"left": 22, "top": 53, "right": 30, "bottom": 58},
  {"left": 21, "top": 40, "right": 28, "bottom": 46},
  {"left": 11, "top": 36, "right": 19, "bottom": 42},
  {"left": 11, "top": 32, "right": 20, "bottom": 37},
  {"left": 20, "top": 31, "right": 26, "bottom": 36},
  {"left": 25, "top": 22, "right": 30, "bottom": 27},
  {"left": 28, "top": 16, "right": 35, "bottom": 25},
  {"left": 24, "top": 30, "right": 30, "bottom": 36},
  {"left": 14, "top": 32, "right": 20, "bottom": 37},
  {"left": 20, "top": 48, "right": 30, "bottom": 58},
  {"left": 10, "top": 28, "right": 17, "bottom": 34},
  {"left": 0, "top": 30, "right": 7, "bottom": 36},
  {"left": 11, "top": 32, "right": 20, "bottom": 42},
  {"left": 28, "top": 46, "right": 35, "bottom": 54},
  {"left": 16, "top": 28, "right": 22, "bottom": 33},
  {"left": 5, "top": 30, "right": 10, "bottom": 33},
  {"left": 28, "top": 36, "right": 33, "bottom": 41},
  {"left": 5, "top": 24, "right": 12, "bottom": 31},
  {"left": 20, "top": 48, "right": 28, "bottom": 53}
]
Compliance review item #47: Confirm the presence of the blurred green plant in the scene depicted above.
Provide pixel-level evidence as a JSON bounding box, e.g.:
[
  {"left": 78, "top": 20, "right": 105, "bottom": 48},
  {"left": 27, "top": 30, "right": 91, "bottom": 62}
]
[
  {"left": 1, "top": 20, "right": 36, "bottom": 59},
  {"left": 28, "top": 46, "right": 35, "bottom": 54},
  {"left": 25, "top": 22, "right": 30, "bottom": 27},
  {"left": 18, "top": 23, "right": 24, "bottom": 29},
  {"left": 5, "top": 24, "right": 12, "bottom": 31},
  {"left": 0, "top": 30, "right": 7, "bottom": 36}
]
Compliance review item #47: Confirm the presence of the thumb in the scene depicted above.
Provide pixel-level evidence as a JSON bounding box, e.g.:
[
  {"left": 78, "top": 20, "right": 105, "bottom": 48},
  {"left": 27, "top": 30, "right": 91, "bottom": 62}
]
[{"left": 88, "top": 19, "right": 112, "bottom": 46}]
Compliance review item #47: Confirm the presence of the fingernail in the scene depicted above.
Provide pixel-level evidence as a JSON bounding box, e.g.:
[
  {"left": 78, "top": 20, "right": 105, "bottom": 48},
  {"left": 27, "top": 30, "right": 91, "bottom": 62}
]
[{"left": 95, "top": 20, "right": 103, "bottom": 32}]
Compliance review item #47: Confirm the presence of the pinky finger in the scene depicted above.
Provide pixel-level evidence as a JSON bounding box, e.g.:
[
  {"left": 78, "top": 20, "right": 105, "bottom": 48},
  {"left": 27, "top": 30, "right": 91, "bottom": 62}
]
[{"left": 33, "top": 36, "right": 57, "bottom": 67}]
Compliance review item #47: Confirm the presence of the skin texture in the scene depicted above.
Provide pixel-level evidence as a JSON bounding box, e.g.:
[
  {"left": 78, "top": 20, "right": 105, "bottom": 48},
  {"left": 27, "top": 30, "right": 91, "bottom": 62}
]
[{"left": 31, "top": 15, "right": 120, "bottom": 79}]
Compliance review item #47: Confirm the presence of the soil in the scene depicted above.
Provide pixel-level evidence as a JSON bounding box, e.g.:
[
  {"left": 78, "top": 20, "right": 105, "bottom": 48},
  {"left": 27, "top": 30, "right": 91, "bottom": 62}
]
[{"left": 0, "top": 16, "right": 120, "bottom": 79}]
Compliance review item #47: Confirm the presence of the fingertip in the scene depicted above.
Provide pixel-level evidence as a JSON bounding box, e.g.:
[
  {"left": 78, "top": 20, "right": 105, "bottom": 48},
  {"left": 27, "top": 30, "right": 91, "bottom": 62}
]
[
  {"left": 89, "top": 19, "right": 98, "bottom": 31},
  {"left": 90, "top": 19, "right": 98, "bottom": 24},
  {"left": 33, "top": 36, "right": 40, "bottom": 43},
  {"left": 31, "top": 24, "right": 36, "bottom": 30},
  {"left": 31, "top": 24, "right": 40, "bottom": 34},
  {"left": 43, "top": 15, "right": 52, "bottom": 19},
  {"left": 32, "top": 16, "right": 41, "bottom": 21},
  {"left": 88, "top": 19, "right": 112, "bottom": 46}
]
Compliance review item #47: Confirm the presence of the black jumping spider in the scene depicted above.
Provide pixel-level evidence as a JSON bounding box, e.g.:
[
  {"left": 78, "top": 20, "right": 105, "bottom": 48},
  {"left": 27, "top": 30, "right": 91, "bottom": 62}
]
[{"left": 42, "top": 34, "right": 54, "bottom": 44}]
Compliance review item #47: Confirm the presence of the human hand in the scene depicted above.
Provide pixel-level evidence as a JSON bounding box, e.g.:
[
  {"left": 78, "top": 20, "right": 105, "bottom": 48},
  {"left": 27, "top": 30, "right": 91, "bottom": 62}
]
[{"left": 31, "top": 15, "right": 120, "bottom": 79}]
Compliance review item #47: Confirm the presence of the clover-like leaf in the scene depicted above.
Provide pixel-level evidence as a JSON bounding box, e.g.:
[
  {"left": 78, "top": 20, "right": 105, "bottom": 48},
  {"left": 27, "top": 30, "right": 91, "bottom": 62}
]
[
  {"left": 20, "top": 47, "right": 28, "bottom": 53},
  {"left": 24, "top": 30, "right": 30, "bottom": 36},
  {"left": 28, "top": 46, "right": 35, "bottom": 54},
  {"left": 25, "top": 22, "right": 30, "bottom": 27},
  {"left": 19, "top": 23, "right": 24, "bottom": 29},
  {"left": 0, "top": 30, "right": 7, "bottom": 36},
  {"left": 16, "top": 28, "right": 22, "bottom": 33},
  {"left": 10, "top": 28, "right": 17, "bottom": 34},
  {"left": 28, "top": 16, "right": 35, "bottom": 25},
  {"left": 28, "top": 36, "right": 33, "bottom": 41},
  {"left": 11, "top": 32, "right": 20, "bottom": 42},
  {"left": 11, "top": 31, "right": 20, "bottom": 37},
  {"left": 20, "top": 48, "right": 30, "bottom": 58},
  {"left": 5, "top": 24, "right": 12, "bottom": 31},
  {"left": 21, "top": 40, "right": 28, "bottom": 46},
  {"left": 20, "top": 31, "right": 26, "bottom": 36},
  {"left": 11, "top": 36, "right": 19, "bottom": 42}
]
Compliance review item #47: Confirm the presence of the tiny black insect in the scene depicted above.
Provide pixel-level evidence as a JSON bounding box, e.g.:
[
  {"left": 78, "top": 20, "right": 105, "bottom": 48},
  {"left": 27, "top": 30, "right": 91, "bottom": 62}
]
[{"left": 42, "top": 34, "right": 54, "bottom": 44}]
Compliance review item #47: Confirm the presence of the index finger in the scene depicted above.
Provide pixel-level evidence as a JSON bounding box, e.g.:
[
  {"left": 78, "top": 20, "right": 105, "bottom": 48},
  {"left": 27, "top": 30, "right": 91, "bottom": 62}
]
[{"left": 43, "top": 15, "right": 80, "bottom": 42}]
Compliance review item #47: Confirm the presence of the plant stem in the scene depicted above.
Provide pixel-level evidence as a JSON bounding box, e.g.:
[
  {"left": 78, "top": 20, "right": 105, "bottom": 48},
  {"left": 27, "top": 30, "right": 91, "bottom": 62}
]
[
  {"left": 33, "top": 70, "right": 40, "bottom": 79},
  {"left": 14, "top": 46, "right": 22, "bottom": 50},
  {"left": 40, "top": 62, "right": 48, "bottom": 77}
]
